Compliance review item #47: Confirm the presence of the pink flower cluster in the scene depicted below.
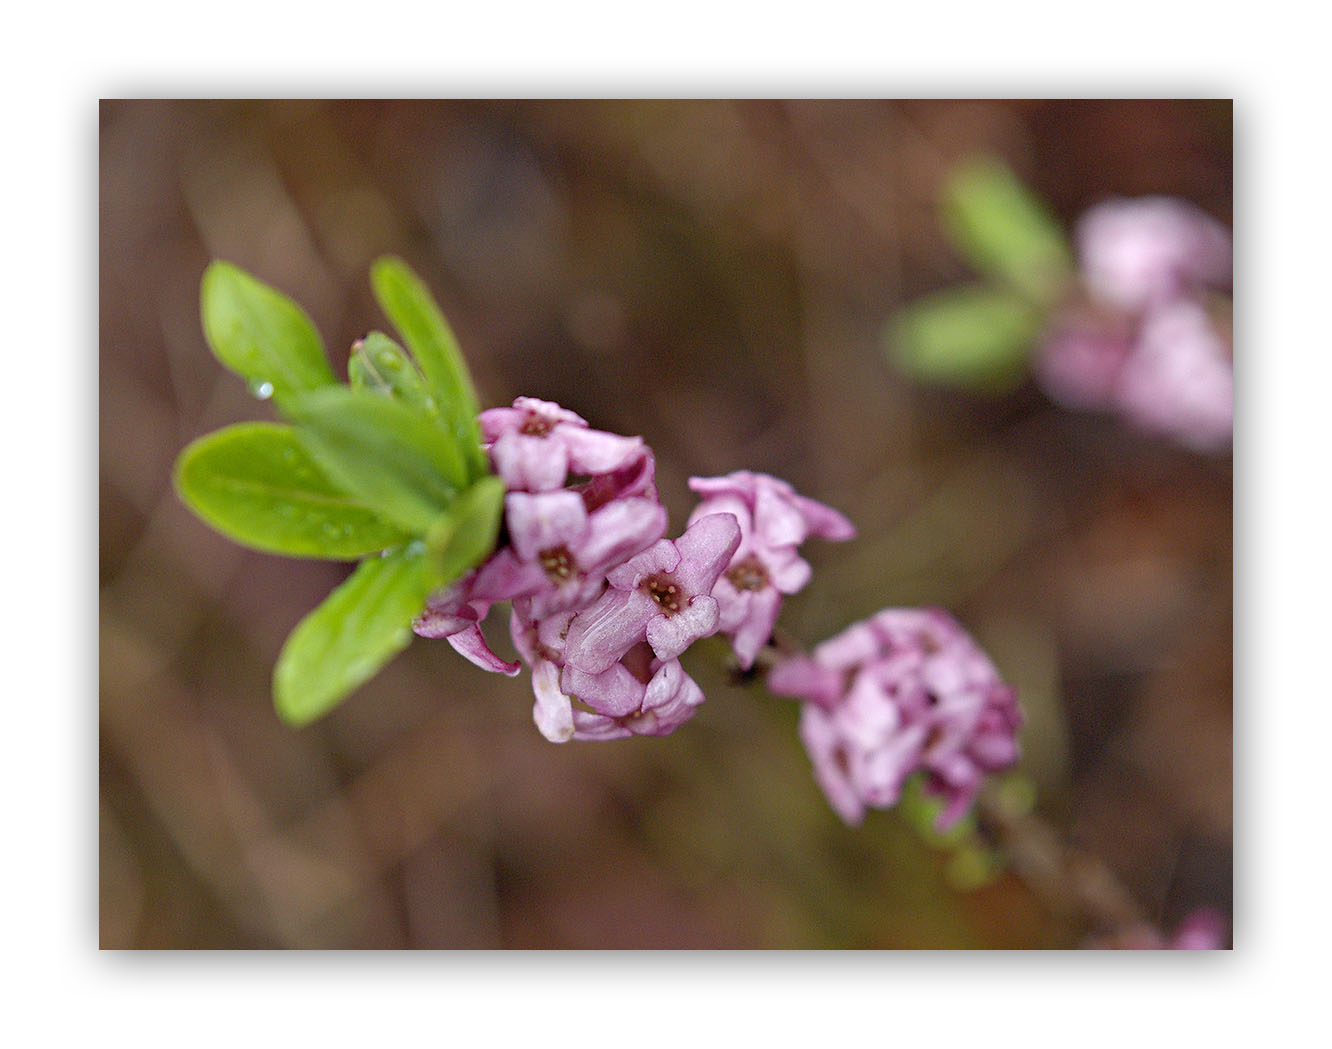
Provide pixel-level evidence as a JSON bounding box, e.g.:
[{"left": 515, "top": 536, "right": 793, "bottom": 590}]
[
  {"left": 1035, "top": 197, "right": 1233, "bottom": 452},
  {"left": 767, "top": 607, "right": 1021, "bottom": 829},
  {"left": 414, "top": 397, "right": 854, "bottom": 743}
]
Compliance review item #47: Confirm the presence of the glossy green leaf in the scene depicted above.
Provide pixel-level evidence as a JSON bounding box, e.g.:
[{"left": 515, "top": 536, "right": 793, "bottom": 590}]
[
  {"left": 283, "top": 386, "right": 469, "bottom": 534},
  {"left": 200, "top": 261, "right": 336, "bottom": 408},
  {"left": 174, "top": 423, "right": 413, "bottom": 559},
  {"left": 887, "top": 285, "right": 1041, "bottom": 394},
  {"left": 940, "top": 157, "right": 1074, "bottom": 305},
  {"left": 370, "top": 257, "right": 487, "bottom": 480},
  {"left": 273, "top": 543, "right": 437, "bottom": 726},
  {"left": 426, "top": 475, "right": 506, "bottom": 586},
  {"left": 347, "top": 331, "right": 437, "bottom": 417}
]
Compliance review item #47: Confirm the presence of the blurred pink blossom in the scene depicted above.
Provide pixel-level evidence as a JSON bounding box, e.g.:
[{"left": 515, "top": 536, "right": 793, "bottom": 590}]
[
  {"left": 768, "top": 607, "right": 1020, "bottom": 829},
  {"left": 1035, "top": 196, "right": 1232, "bottom": 452}
]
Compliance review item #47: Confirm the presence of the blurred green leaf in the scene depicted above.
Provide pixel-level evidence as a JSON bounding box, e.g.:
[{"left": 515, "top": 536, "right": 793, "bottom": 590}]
[
  {"left": 940, "top": 157, "right": 1073, "bottom": 305},
  {"left": 426, "top": 475, "right": 506, "bottom": 585},
  {"left": 945, "top": 844, "right": 1005, "bottom": 892},
  {"left": 348, "top": 331, "right": 438, "bottom": 417},
  {"left": 887, "top": 285, "right": 1042, "bottom": 393},
  {"left": 283, "top": 386, "right": 468, "bottom": 534},
  {"left": 370, "top": 257, "right": 488, "bottom": 481},
  {"left": 273, "top": 543, "right": 437, "bottom": 726},
  {"left": 174, "top": 423, "right": 412, "bottom": 559},
  {"left": 200, "top": 261, "right": 336, "bottom": 408}
]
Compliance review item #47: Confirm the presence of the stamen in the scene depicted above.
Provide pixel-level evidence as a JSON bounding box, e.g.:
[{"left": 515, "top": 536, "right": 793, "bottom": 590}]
[
  {"left": 520, "top": 413, "right": 554, "bottom": 437},
  {"left": 726, "top": 556, "right": 769, "bottom": 592},
  {"left": 647, "top": 576, "right": 683, "bottom": 614},
  {"left": 539, "top": 545, "right": 575, "bottom": 581}
]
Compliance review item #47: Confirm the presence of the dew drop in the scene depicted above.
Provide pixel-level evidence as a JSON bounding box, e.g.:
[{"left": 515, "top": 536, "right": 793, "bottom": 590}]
[{"left": 249, "top": 379, "right": 275, "bottom": 400}]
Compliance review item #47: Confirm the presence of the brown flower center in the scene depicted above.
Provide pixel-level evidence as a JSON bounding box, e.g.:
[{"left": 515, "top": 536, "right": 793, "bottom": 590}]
[
  {"left": 539, "top": 545, "right": 575, "bottom": 581},
  {"left": 647, "top": 576, "right": 683, "bottom": 615},
  {"left": 726, "top": 555, "right": 769, "bottom": 592},
  {"left": 520, "top": 414, "right": 554, "bottom": 437}
]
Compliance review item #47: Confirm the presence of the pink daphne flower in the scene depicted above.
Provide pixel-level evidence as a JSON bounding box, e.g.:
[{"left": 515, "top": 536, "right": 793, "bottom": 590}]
[
  {"left": 414, "top": 399, "right": 668, "bottom": 677},
  {"left": 480, "top": 397, "right": 646, "bottom": 493},
  {"left": 473, "top": 489, "right": 667, "bottom": 619},
  {"left": 1076, "top": 196, "right": 1232, "bottom": 315},
  {"left": 768, "top": 607, "right": 1020, "bottom": 829},
  {"left": 1035, "top": 196, "right": 1233, "bottom": 454},
  {"left": 512, "top": 610, "right": 707, "bottom": 743},
  {"left": 563, "top": 513, "right": 743, "bottom": 675},
  {"left": 412, "top": 575, "right": 520, "bottom": 676},
  {"left": 1115, "top": 298, "right": 1233, "bottom": 453},
  {"left": 687, "top": 471, "right": 856, "bottom": 670}
]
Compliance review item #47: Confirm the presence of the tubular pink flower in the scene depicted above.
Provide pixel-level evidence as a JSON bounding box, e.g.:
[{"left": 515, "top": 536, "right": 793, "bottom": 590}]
[
  {"left": 512, "top": 610, "right": 707, "bottom": 743},
  {"left": 1114, "top": 299, "right": 1233, "bottom": 452},
  {"left": 688, "top": 471, "right": 855, "bottom": 669},
  {"left": 412, "top": 576, "right": 521, "bottom": 676},
  {"left": 1034, "top": 306, "right": 1137, "bottom": 412},
  {"left": 563, "top": 512, "right": 741, "bottom": 674},
  {"left": 499, "top": 489, "right": 668, "bottom": 618},
  {"left": 1035, "top": 197, "right": 1233, "bottom": 454},
  {"left": 1076, "top": 196, "right": 1232, "bottom": 314},
  {"left": 480, "top": 396, "right": 646, "bottom": 493},
  {"left": 769, "top": 607, "right": 1020, "bottom": 829}
]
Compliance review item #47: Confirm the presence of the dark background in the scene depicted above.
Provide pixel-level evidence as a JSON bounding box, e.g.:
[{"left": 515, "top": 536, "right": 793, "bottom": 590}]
[{"left": 99, "top": 99, "right": 1232, "bottom": 948}]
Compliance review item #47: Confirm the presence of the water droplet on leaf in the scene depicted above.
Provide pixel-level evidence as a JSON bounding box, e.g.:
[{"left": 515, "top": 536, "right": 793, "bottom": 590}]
[{"left": 249, "top": 380, "right": 275, "bottom": 400}]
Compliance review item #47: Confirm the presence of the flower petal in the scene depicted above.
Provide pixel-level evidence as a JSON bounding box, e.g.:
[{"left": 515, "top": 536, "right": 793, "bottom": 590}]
[
  {"left": 606, "top": 538, "right": 680, "bottom": 590},
  {"left": 561, "top": 661, "right": 646, "bottom": 718},
  {"left": 563, "top": 587, "right": 657, "bottom": 673},
  {"left": 727, "top": 585, "right": 783, "bottom": 670},
  {"left": 531, "top": 661, "right": 574, "bottom": 742},
  {"left": 671, "top": 513, "right": 741, "bottom": 595},
  {"left": 505, "top": 490, "right": 589, "bottom": 562},
  {"left": 560, "top": 426, "right": 646, "bottom": 476},
  {"left": 645, "top": 594, "right": 719, "bottom": 661},
  {"left": 446, "top": 623, "right": 522, "bottom": 676},
  {"left": 577, "top": 497, "right": 668, "bottom": 576}
]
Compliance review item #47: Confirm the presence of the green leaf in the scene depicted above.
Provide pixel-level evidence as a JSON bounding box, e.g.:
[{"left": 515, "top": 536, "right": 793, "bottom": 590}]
[
  {"left": 174, "top": 423, "right": 413, "bottom": 559},
  {"left": 200, "top": 261, "right": 336, "bottom": 408},
  {"left": 273, "top": 543, "right": 437, "bottom": 726},
  {"left": 370, "top": 257, "right": 487, "bottom": 480},
  {"left": 347, "top": 331, "right": 437, "bottom": 417},
  {"left": 282, "top": 386, "right": 467, "bottom": 534},
  {"left": 425, "top": 475, "right": 506, "bottom": 586},
  {"left": 887, "top": 285, "right": 1042, "bottom": 394},
  {"left": 940, "top": 157, "right": 1074, "bottom": 305}
]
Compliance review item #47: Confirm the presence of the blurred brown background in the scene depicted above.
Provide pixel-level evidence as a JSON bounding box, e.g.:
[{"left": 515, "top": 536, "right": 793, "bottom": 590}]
[{"left": 99, "top": 99, "right": 1231, "bottom": 948}]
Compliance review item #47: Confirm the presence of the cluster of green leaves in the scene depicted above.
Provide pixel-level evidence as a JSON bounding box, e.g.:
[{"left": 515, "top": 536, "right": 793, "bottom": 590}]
[
  {"left": 885, "top": 156, "right": 1075, "bottom": 394},
  {"left": 174, "top": 258, "right": 504, "bottom": 727}
]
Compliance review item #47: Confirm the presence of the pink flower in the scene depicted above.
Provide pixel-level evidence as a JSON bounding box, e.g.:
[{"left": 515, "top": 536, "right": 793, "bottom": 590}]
[
  {"left": 479, "top": 396, "right": 647, "bottom": 493},
  {"left": 1077, "top": 197, "right": 1232, "bottom": 314},
  {"left": 511, "top": 612, "right": 707, "bottom": 742},
  {"left": 1035, "top": 197, "right": 1233, "bottom": 454},
  {"left": 768, "top": 607, "right": 1020, "bottom": 829},
  {"left": 475, "top": 489, "right": 667, "bottom": 619},
  {"left": 1033, "top": 306, "right": 1136, "bottom": 412},
  {"left": 687, "top": 471, "right": 856, "bottom": 669},
  {"left": 563, "top": 512, "right": 742, "bottom": 675},
  {"left": 1115, "top": 298, "right": 1233, "bottom": 452},
  {"left": 412, "top": 576, "right": 520, "bottom": 676},
  {"left": 415, "top": 398, "right": 670, "bottom": 694}
]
